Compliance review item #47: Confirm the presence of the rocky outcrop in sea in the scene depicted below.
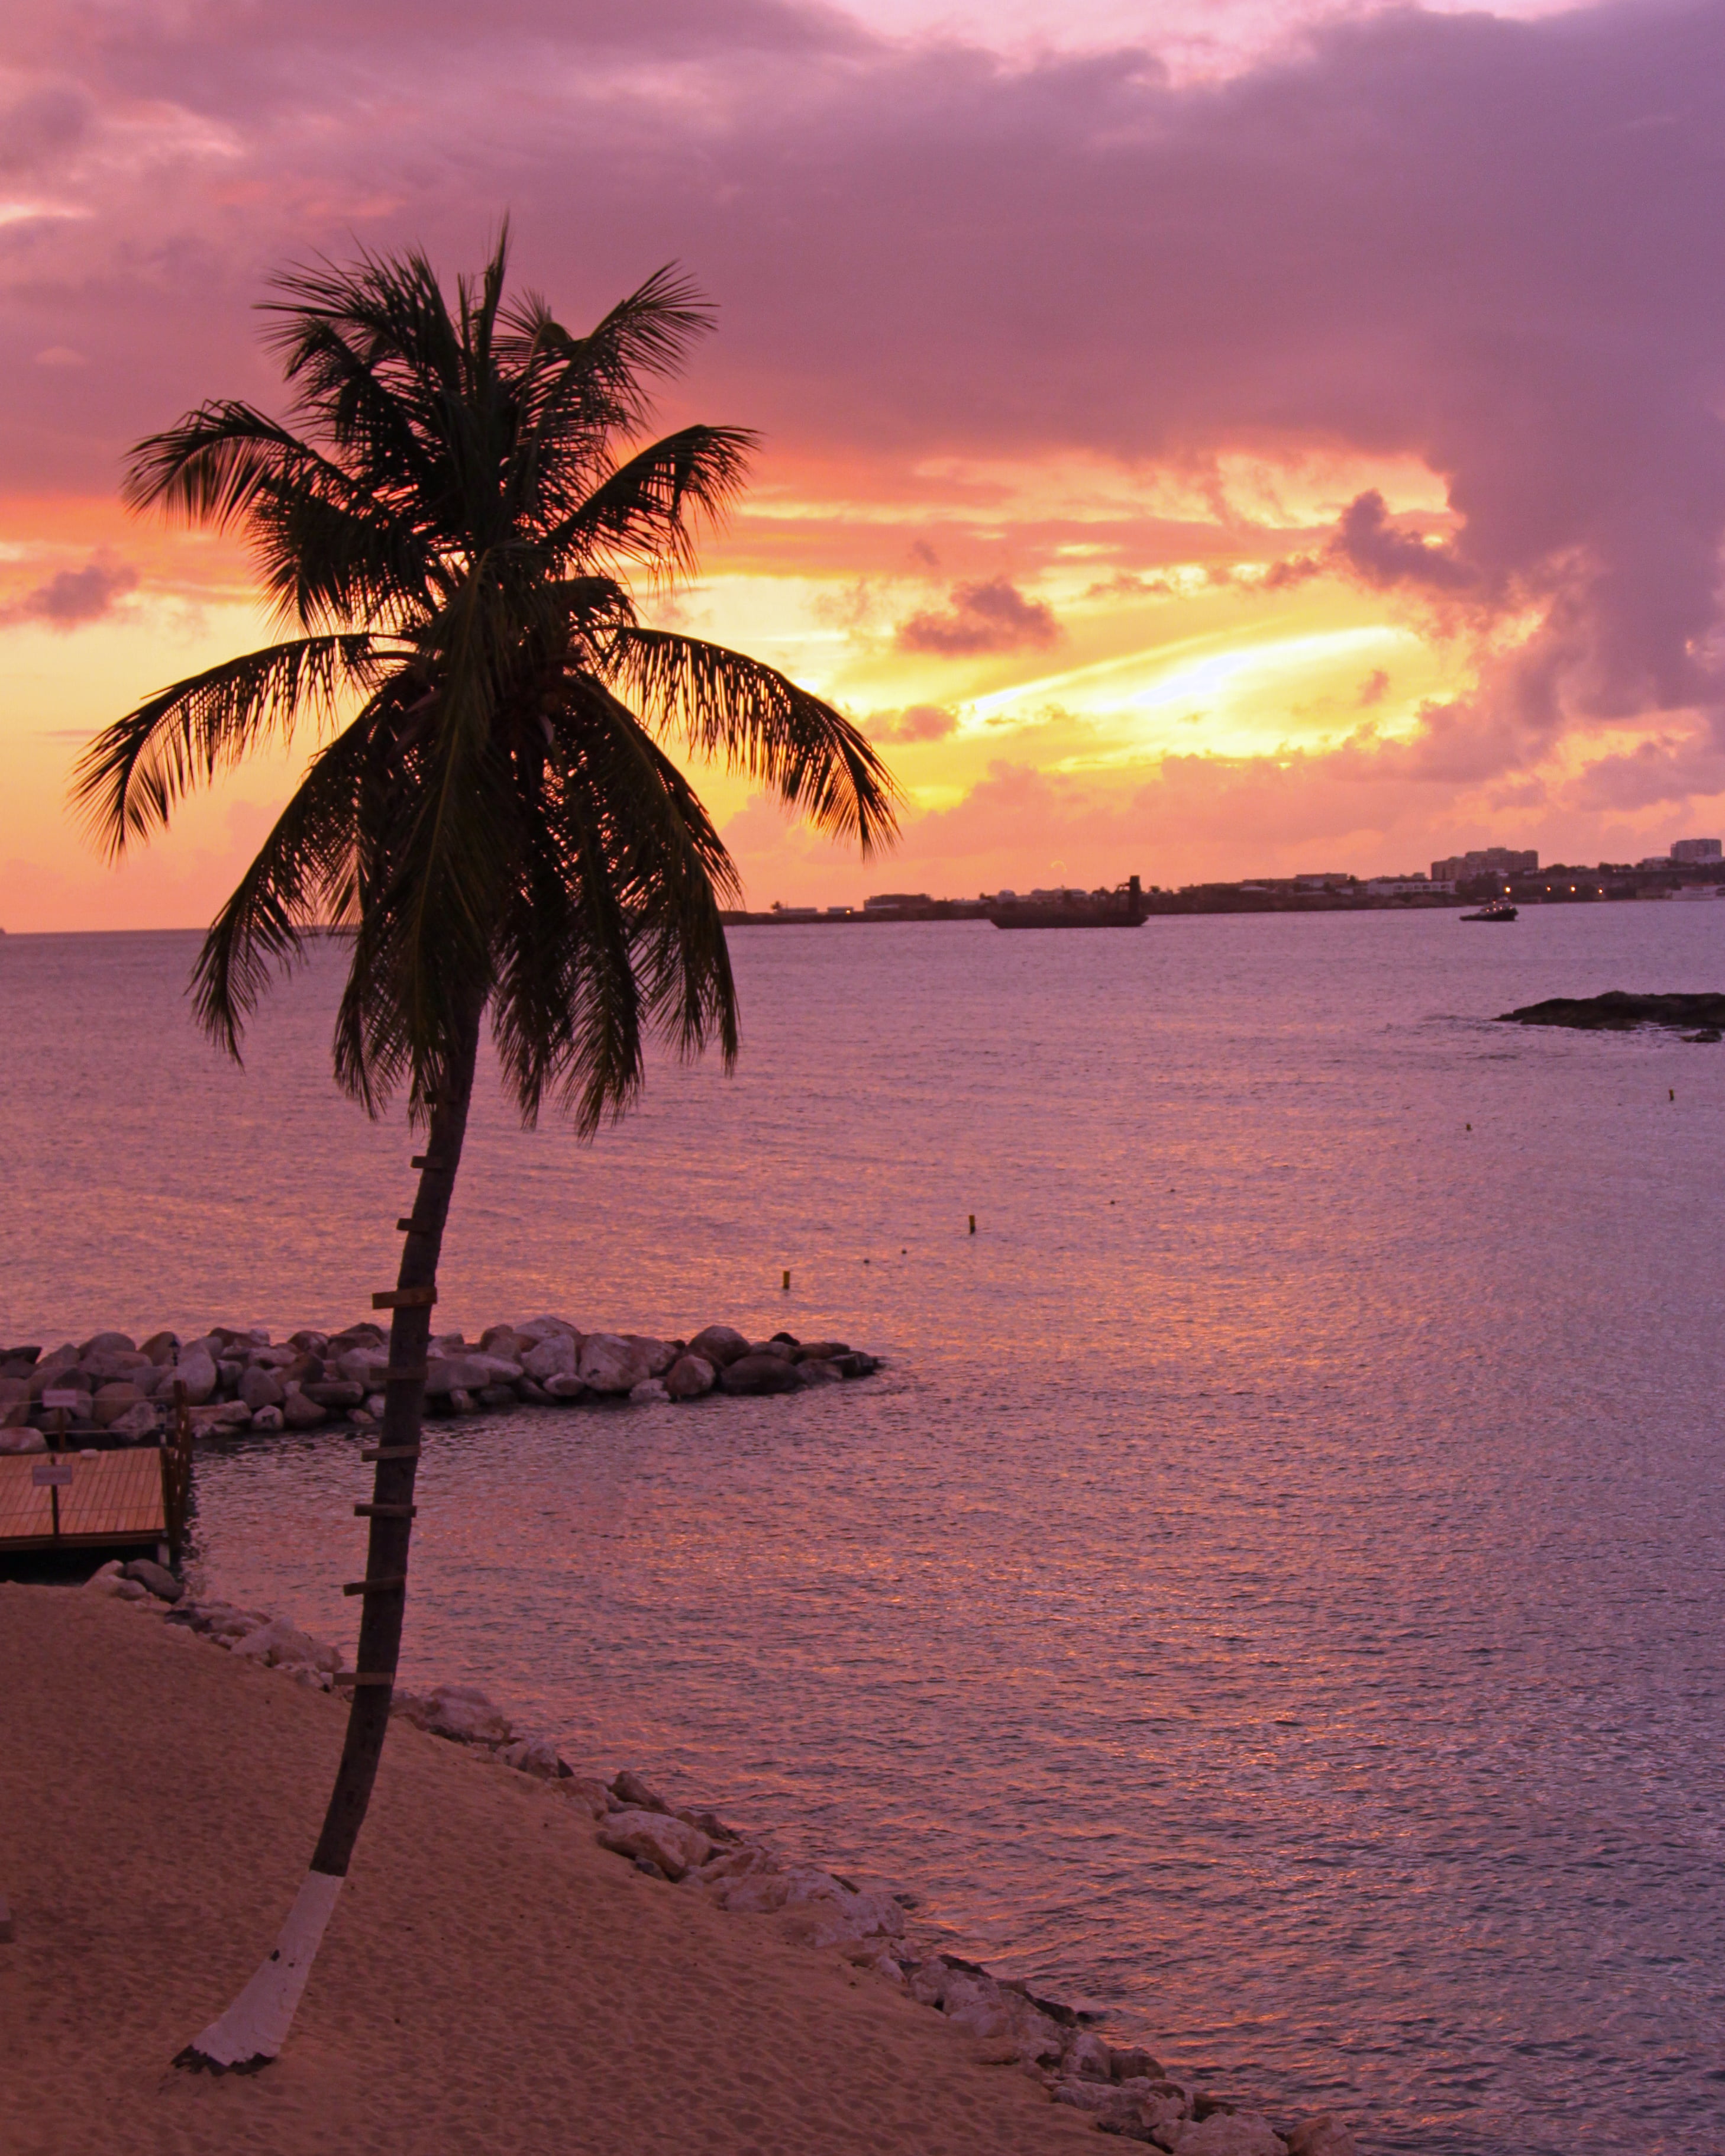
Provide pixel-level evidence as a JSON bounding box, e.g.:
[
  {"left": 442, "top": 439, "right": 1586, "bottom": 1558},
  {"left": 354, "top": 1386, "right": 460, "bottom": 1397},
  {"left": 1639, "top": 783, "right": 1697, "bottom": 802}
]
[
  {"left": 0, "top": 1317, "right": 881, "bottom": 1453},
  {"left": 1499, "top": 989, "right": 1725, "bottom": 1038}
]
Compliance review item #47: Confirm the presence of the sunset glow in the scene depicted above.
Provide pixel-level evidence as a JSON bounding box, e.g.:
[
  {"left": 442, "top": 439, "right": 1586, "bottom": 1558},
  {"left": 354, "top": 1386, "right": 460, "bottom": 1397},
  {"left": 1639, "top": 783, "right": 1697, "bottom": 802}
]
[{"left": 6, "top": 0, "right": 1725, "bottom": 926}]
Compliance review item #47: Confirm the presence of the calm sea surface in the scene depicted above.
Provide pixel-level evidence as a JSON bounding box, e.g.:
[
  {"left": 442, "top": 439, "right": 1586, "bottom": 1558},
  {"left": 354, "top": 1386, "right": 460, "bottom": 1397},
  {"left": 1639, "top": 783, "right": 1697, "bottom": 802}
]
[{"left": 3, "top": 912, "right": 1723, "bottom": 2153}]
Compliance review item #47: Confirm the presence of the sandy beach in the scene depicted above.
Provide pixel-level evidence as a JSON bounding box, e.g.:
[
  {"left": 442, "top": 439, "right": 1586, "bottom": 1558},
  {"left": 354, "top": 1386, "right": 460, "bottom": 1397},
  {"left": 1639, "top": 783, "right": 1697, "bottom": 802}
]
[{"left": 1, "top": 1581, "right": 1098, "bottom": 2156}]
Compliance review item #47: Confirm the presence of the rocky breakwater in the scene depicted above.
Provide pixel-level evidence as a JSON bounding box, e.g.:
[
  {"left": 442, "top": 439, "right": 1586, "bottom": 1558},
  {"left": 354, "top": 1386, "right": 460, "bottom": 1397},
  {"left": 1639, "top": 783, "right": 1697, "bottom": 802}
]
[
  {"left": 82, "top": 1566, "right": 1365, "bottom": 2156},
  {"left": 0, "top": 1319, "right": 881, "bottom": 1454}
]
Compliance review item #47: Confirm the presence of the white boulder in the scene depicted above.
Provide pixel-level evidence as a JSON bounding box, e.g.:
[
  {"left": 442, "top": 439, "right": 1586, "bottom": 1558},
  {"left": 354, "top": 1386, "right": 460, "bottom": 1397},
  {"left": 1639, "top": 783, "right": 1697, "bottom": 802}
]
[
  {"left": 1062, "top": 2028, "right": 1114, "bottom": 2080},
  {"left": 402, "top": 1683, "right": 515, "bottom": 1746},
  {"left": 175, "top": 1348, "right": 218, "bottom": 1404},
  {"left": 578, "top": 1334, "right": 651, "bottom": 1395},
  {"left": 107, "top": 1402, "right": 161, "bottom": 1442},
  {"left": 516, "top": 1316, "right": 581, "bottom": 1344},
  {"left": 522, "top": 1334, "right": 578, "bottom": 1382},
  {"left": 498, "top": 1735, "right": 564, "bottom": 1779},
  {"left": 230, "top": 1618, "right": 343, "bottom": 1674},
  {"left": 334, "top": 1347, "right": 389, "bottom": 1384},
  {"left": 776, "top": 1874, "right": 907, "bottom": 1951},
  {"left": 239, "top": 1366, "right": 285, "bottom": 1411},
  {"left": 664, "top": 1355, "right": 716, "bottom": 1400},
  {"left": 470, "top": 1352, "right": 525, "bottom": 1382},
  {"left": 686, "top": 1325, "right": 749, "bottom": 1367},
  {"left": 197, "top": 1602, "right": 274, "bottom": 1642},
  {"left": 424, "top": 1354, "right": 519, "bottom": 1396},
  {"left": 596, "top": 1808, "right": 713, "bottom": 1880}
]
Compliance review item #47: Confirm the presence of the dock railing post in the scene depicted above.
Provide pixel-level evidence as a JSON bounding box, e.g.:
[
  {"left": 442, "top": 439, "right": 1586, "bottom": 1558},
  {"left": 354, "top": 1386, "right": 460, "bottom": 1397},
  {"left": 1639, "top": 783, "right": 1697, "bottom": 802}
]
[{"left": 161, "top": 1381, "right": 192, "bottom": 1564}]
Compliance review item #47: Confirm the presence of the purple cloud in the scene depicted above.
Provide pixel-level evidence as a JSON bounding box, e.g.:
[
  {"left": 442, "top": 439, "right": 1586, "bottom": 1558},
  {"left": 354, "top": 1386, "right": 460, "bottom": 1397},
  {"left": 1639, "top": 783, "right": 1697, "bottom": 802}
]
[
  {"left": 0, "top": 555, "right": 139, "bottom": 629},
  {"left": 897, "top": 579, "right": 1060, "bottom": 656},
  {"left": 0, "top": 80, "right": 89, "bottom": 176},
  {"left": 7, "top": 0, "right": 1725, "bottom": 776},
  {"left": 1331, "top": 492, "right": 1473, "bottom": 593}
]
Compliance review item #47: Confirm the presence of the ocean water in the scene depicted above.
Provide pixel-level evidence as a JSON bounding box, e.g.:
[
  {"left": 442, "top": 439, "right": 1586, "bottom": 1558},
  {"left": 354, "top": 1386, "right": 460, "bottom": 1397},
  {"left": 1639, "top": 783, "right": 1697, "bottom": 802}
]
[{"left": 3, "top": 911, "right": 1723, "bottom": 2154}]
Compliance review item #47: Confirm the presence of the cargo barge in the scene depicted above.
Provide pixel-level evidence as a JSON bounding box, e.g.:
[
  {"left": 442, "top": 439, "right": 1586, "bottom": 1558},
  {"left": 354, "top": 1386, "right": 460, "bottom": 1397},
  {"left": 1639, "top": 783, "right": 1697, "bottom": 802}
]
[{"left": 988, "top": 877, "right": 1146, "bottom": 929}]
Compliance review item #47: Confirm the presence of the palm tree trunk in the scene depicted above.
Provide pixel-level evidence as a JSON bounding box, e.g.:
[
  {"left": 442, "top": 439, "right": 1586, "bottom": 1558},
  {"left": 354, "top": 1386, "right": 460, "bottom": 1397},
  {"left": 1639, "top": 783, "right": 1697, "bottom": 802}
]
[{"left": 175, "top": 1006, "right": 483, "bottom": 2073}]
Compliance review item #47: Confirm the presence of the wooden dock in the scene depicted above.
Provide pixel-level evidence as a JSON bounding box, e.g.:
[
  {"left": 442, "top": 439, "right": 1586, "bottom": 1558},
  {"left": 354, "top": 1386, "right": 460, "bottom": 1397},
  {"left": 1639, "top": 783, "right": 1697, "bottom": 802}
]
[{"left": 0, "top": 1408, "right": 193, "bottom": 1563}]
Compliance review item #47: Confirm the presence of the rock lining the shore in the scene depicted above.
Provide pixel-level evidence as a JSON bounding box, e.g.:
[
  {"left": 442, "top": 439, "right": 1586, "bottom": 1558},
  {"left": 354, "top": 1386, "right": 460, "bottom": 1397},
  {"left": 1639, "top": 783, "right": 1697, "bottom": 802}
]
[
  {"left": 0, "top": 1316, "right": 881, "bottom": 1451},
  {"left": 80, "top": 1565, "right": 1361, "bottom": 2156}
]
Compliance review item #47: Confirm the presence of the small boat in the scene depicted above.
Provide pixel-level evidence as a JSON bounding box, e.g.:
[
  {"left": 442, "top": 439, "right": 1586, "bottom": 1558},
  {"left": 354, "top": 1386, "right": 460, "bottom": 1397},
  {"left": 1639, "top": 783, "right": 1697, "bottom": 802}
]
[
  {"left": 1462, "top": 898, "right": 1518, "bottom": 922},
  {"left": 989, "top": 877, "right": 1148, "bottom": 929}
]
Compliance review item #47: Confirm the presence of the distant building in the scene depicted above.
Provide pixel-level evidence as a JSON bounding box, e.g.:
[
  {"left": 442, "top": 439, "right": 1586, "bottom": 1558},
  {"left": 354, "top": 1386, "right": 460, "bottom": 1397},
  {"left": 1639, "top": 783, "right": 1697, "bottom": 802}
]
[
  {"left": 1671, "top": 837, "right": 1723, "bottom": 863},
  {"left": 769, "top": 903, "right": 820, "bottom": 919},
  {"left": 1297, "top": 872, "right": 1352, "bottom": 887},
  {"left": 1364, "top": 876, "right": 1456, "bottom": 897},
  {"left": 862, "top": 893, "right": 932, "bottom": 911},
  {"left": 1431, "top": 847, "right": 1539, "bottom": 880}
]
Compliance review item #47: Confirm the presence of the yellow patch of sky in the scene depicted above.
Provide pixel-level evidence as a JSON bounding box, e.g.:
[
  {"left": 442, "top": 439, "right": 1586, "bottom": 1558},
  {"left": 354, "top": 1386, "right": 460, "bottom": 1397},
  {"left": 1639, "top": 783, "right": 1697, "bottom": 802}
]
[
  {"left": 664, "top": 539, "right": 1456, "bottom": 782},
  {"left": 0, "top": 444, "right": 1471, "bottom": 924}
]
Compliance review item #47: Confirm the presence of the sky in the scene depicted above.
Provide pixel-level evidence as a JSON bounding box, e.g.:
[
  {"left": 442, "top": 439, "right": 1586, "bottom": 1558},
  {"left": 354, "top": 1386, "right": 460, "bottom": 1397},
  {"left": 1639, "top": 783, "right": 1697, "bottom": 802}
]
[{"left": 5, "top": 0, "right": 1725, "bottom": 926}]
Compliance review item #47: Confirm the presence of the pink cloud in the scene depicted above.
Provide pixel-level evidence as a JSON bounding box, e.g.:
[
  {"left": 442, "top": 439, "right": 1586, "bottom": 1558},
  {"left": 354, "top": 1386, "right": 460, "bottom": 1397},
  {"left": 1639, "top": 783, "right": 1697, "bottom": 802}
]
[
  {"left": 867, "top": 703, "right": 961, "bottom": 741},
  {"left": 0, "top": 552, "right": 138, "bottom": 628},
  {"left": 896, "top": 578, "right": 1059, "bottom": 655},
  {"left": 1331, "top": 492, "right": 1472, "bottom": 593},
  {"left": 5, "top": 0, "right": 1725, "bottom": 783}
]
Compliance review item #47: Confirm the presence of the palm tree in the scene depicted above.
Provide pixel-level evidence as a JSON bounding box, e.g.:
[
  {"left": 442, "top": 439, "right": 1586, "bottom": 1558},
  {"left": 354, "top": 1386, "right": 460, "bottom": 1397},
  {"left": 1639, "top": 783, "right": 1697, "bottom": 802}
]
[{"left": 74, "top": 232, "right": 898, "bottom": 2072}]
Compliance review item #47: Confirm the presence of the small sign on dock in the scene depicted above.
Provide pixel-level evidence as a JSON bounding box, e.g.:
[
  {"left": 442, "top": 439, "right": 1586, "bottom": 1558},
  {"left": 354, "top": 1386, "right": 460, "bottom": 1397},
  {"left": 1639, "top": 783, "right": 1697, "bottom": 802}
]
[{"left": 1, "top": 1401, "right": 193, "bottom": 1561}]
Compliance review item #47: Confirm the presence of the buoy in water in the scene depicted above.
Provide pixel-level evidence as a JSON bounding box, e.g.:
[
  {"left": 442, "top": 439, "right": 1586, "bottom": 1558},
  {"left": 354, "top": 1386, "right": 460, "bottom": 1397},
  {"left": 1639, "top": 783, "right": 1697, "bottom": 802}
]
[
  {"left": 781, "top": 1269, "right": 790, "bottom": 1291},
  {"left": 968, "top": 1214, "right": 976, "bottom": 1234}
]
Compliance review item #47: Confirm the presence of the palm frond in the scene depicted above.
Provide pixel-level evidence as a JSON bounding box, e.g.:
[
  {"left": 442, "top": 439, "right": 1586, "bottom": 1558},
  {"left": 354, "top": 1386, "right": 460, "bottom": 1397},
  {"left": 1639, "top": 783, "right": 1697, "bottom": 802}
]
[
  {"left": 124, "top": 402, "right": 354, "bottom": 525},
  {"left": 503, "top": 265, "right": 715, "bottom": 440},
  {"left": 192, "top": 712, "right": 379, "bottom": 1058},
  {"left": 330, "top": 577, "right": 520, "bottom": 1110},
  {"left": 606, "top": 628, "right": 902, "bottom": 855},
  {"left": 490, "top": 678, "right": 739, "bottom": 1132},
  {"left": 263, "top": 248, "right": 459, "bottom": 506},
  {"left": 544, "top": 426, "right": 757, "bottom": 576},
  {"left": 72, "top": 635, "right": 383, "bottom": 858},
  {"left": 124, "top": 402, "right": 434, "bottom": 631}
]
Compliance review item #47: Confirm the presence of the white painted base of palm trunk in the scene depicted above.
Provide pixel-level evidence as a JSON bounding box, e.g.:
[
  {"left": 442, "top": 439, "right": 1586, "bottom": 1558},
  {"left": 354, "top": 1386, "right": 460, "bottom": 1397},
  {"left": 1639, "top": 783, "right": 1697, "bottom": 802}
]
[{"left": 175, "top": 1869, "right": 344, "bottom": 2071}]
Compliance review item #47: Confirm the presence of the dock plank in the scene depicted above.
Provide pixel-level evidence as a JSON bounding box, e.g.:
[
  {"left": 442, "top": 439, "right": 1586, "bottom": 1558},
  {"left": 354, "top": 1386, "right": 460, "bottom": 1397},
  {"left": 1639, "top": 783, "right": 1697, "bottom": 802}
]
[{"left": 0, "top": 1450, "right": 167, "bottom": 1551}]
